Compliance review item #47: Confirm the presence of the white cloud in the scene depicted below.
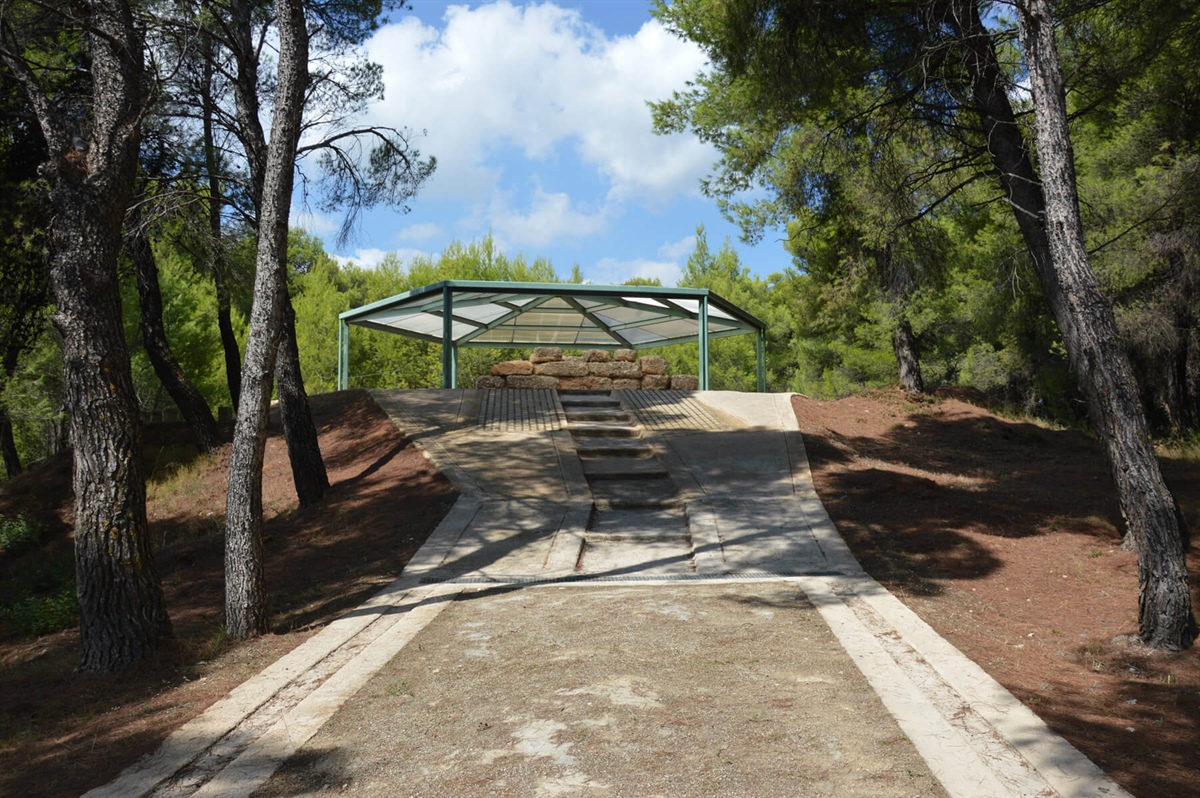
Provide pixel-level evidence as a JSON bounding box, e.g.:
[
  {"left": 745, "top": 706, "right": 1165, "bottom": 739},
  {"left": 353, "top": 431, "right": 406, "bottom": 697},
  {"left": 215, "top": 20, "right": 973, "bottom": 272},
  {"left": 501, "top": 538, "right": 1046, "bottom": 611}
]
[
  {"left": 490, "top": 186, "right": 610, "bottom": 248},
  {"left": 334, "top": 247, "right": 391, "bottom": 269},
  {"left": 291, "top": 205, "right": 339, "bottom": 236},
  {"left": 588, "top": 257, "right": 682, "bottom": 287},
  {"left": 394, "top": 222, "right": 443, "bottom": 243},
  {"left": 657, "top": 234, "right": 696, "bottom": 261},
  {"left": 333, "top": 247, "right": 433, "bottom": 270},
  {"left": 364, "top": 2, "right": 712, "bottom": 208}
]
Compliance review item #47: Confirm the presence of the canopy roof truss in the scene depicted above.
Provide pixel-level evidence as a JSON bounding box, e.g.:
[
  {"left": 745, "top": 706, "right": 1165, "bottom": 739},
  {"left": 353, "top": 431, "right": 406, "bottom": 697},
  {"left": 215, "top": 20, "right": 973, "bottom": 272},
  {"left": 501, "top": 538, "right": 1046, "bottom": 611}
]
[{"left": 336, "top": 280, "right": 767, "bottom": 390}]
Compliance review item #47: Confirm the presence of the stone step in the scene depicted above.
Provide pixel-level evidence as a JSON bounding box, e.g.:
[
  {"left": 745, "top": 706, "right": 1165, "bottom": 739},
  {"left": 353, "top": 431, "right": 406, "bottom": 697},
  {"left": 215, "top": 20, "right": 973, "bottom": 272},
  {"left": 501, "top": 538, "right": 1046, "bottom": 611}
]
[
  {"left": 588, "top": 476, "right": 678, "bottom": 508},
  {"left": 587, "top": 507, "right": 688, "bottom": 540},
  {"left": 576, "top": 537, "right": 695, "bottom": 575},
  {"left": 567, "top": 422, "right": 640, "bottom": 438},
  {"left": 582, "top": 458, "right": 669, "bottom": 480},
  {"left": 564, "top": 408, "right": 634, "bottom": 423},
  {"left": 558, "top": 392, "right": 618, "bottom": 409},
  {"left": 592, "top": 490, "right": 684, "bottom": 511},
  {"left": 575, "top": 437, "right": 655, "bottom": 458}
]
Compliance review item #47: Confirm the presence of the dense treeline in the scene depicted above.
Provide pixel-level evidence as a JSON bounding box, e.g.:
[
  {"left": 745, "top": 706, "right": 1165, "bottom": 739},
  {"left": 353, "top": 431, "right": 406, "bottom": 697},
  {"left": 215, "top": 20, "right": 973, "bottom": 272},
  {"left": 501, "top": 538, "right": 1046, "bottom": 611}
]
[
  {"left": 4, "top": 5, "right": 1196, "bottom": 475},
  {"left": 2, "top": 0, "right": 1197, "bottom": 656}
]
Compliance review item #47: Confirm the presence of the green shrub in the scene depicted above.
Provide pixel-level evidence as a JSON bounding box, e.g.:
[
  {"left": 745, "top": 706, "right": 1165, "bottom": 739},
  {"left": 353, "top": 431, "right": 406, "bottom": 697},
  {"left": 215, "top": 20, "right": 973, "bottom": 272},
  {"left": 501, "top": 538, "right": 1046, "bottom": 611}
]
[
  {"left": 0, "top": 583, "right": 78, "bottom": 637},
  {"left": 0, "top": 514, "right": 43, "bottom": 555}
]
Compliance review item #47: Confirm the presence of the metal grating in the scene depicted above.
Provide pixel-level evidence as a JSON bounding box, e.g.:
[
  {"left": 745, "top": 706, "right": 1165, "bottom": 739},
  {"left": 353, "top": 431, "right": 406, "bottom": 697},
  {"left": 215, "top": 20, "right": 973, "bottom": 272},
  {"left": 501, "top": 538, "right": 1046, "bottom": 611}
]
[
  {"left": 420, "top": 571, "right": 845, "bottom": 585},
  {"left": 618, "top": 390, "right": 731, "bottom": 431},
  {"left": 477, "top": 389, "right": 563, "bottom": 432}
]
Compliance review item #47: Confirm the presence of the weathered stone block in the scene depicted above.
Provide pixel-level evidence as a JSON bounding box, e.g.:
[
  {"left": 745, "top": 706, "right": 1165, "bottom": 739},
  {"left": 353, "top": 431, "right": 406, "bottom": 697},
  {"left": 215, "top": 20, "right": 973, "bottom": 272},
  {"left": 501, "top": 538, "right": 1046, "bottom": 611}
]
[
  {"left": 587, "top": 362, "right": 615, "bottom": 377},
  {"left": 531, "top": 347, "right": 563, "bottom": 364},
  {"left": 611, "top": 361, "right": 642, "bottom": 378},
  {"left": 613, "top": 348, "right": 637, "bottom": 362},
  {"left": 612, "top": 378, "right": 641, "bottom": 390},
  {"left": 583, "top": 349, "right": 610, "bottom": 362},
  {"left": 491, "top": 360, "right": 533, "bottom": 376},
  {"left": 590, "top": 361, "right": 641, "bottom": 378},
  {"left": 640, "top": 355, "right": 668, "bottom": 375},
  {"left": 475, "top": 375, "right": 506, "bottom": 389},
  {"left": 671, "top": 375, "right": 700, "bottom": 390},
  {"left": 541, "top": 359, "right": 590, "bottom": 377},
  {"left": 558, "top": 376, "right": 614, "bottom": 390},
  {"left": 507, "top": 375, "right": 560, "bottom": 389},
  {"left": 642, "top": 374, "right": 671, "bottom": 390}
]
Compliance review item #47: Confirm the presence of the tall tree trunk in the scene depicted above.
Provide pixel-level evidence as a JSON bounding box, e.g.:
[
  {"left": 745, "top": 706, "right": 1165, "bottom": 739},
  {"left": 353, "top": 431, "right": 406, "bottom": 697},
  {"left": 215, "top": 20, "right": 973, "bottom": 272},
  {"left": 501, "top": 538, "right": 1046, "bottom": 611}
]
[
  {"left": 225, "top": 0, "right": 328, "bottom": 512},
  {"left": 876, "top": 246, "right": 925, "bottom": 394},
  {"left": 1187, "top": 325, "right": 1200, "bottom": 429},
  {"left": 951, "top": 0, "right": 1194, "bottom": 649},
  {"left": 128, "top": 206, "right": 221, "bottom": 453},
  {"left": 2, "top": 0, "right": 173, "bottom": 669},
  {"left": 201, "top": 34, "right": 243, "bottom": 410},
  {"left": 0, "top": 407, "right": 20, "bottom": 478},
  {"left": 277, "top": 293, "right": 328, "bottom": 508},
  {"left": 224, "top": 0, "right": 309, "bottom": 640},
  {"left": 1, "top": 347, "right": 23, "bottom": 478},
  {"left": 893, "top": 319, "right": 925, "bottom": 395},
  {"left": 215, "top": 270, "right": 242, "bottom": 410}
]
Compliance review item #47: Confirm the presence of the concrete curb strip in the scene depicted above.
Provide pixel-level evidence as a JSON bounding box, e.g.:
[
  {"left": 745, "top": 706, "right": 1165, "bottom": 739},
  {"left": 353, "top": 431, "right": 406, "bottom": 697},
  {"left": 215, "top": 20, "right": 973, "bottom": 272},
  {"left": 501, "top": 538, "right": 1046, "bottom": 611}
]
[
  {"left": 85, "top": 390, "right": 1134, "bottom": 798},
  {"left": 190, "top": 585, "right": 460, "bottom": 798}
]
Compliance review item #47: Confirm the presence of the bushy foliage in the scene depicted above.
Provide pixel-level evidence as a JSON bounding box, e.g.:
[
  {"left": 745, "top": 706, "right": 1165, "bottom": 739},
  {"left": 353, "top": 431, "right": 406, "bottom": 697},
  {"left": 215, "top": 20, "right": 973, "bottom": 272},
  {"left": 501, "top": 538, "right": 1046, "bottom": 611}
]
[
  {"left": 0, "top": 513, "right": 42, "bottom": 555},
  {"left": 0, "top": 582, "right": 77, "bottom": 638}
]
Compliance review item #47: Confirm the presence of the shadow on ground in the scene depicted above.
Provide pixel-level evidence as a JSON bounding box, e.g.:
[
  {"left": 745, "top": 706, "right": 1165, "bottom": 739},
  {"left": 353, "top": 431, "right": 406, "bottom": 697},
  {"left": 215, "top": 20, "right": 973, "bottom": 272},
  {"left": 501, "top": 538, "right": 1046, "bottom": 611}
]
[{"left": 0, "top": 390, "right": 456, "bottom": 798}]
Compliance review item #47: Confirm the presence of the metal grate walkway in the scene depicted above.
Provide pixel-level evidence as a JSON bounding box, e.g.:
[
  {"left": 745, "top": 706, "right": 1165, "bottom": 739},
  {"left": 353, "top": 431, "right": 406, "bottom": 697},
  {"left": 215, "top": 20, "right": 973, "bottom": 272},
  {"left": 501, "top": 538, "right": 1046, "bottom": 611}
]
[
  {"left": 617, "top": 390, "right": 731, "bottom": 431},
  {"left": 477, "top": 389, "right": 563, "bottom": 432}
]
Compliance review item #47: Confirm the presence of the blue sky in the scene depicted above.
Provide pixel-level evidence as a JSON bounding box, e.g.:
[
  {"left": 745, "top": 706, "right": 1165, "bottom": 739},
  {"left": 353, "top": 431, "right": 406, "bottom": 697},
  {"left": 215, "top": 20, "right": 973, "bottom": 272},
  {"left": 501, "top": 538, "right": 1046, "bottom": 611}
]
[{"left": 291, "top": 0, "right": 790, "bottom": 285}]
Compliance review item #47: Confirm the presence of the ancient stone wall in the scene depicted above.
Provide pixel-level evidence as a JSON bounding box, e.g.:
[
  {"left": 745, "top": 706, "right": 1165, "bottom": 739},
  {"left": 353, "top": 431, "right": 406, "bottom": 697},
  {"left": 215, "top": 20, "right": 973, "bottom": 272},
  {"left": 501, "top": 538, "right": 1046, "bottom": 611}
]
[{"left": 474, "top": 348, "right": 700, "bottom": 391}]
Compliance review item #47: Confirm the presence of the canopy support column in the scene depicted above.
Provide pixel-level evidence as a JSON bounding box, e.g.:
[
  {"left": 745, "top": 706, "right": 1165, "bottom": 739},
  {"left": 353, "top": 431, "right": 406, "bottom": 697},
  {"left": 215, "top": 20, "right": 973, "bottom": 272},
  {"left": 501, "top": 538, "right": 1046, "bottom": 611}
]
[
  {"left": 698, "top": 295, "right": 710, "bottom": 390},
  {"left": 756, "top": 328, "right": 766, "bottom": 392},
  {"left": 441, "top": 286, "right": 457, "bottom": 389},
  {"left": 337, "top": 318, "right": 349, "bottom": 390}
]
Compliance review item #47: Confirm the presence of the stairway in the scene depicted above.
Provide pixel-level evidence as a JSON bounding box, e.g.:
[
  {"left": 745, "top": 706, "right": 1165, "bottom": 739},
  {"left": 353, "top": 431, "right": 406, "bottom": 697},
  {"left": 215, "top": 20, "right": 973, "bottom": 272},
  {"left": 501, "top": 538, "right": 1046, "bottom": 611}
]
[{"left": 559, "top": 391, "right": 693, "bottom": 575}]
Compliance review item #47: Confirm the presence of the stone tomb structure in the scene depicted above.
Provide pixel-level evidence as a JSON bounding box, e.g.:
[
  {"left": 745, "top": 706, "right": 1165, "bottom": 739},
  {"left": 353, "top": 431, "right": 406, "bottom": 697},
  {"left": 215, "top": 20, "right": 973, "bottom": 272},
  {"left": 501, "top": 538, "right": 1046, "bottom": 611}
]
[{"left": 475, "top": 347, "right": 699, "bottom": 391}]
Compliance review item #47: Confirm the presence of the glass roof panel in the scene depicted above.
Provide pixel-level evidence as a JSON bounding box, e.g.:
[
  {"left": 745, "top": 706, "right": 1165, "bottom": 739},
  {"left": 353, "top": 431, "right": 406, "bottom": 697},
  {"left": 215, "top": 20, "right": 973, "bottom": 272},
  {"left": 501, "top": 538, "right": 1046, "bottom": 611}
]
[
  {"left": 453, "top": 304, "right": 510, "bottom": 324},
  {"left": 621, "top": 296, "right": 671, "bottom": 310},
  {"left": 390, "top": 314, "right": 444, "bottom": 336},
  {"left": 708, "top": 306, "right": 736, "bottom": 321},
  {"left": 505, "top": 311, "right": 589, "bottom": 328},
  {"left": 620, "top": 327, "right": 663, "bottom": 344},
  {"left": 642, "top": 319, "right": 699, "bottom": 338},
  {"left": 368, "top": 308, "right": 423, "bottom": 325},
  {"left": 592, "top": 306, "right": 668, "bottom": 325},
  {"left": 344, "top": 282, "right": 764, "bottom": 347}
]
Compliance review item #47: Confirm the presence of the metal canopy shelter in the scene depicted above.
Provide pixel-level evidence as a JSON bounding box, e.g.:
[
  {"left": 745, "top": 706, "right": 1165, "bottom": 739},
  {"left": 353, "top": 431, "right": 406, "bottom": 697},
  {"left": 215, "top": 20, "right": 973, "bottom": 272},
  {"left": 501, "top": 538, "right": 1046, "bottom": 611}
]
[{"left": 336, "top": 280, "right": 768, "bottom": 391}]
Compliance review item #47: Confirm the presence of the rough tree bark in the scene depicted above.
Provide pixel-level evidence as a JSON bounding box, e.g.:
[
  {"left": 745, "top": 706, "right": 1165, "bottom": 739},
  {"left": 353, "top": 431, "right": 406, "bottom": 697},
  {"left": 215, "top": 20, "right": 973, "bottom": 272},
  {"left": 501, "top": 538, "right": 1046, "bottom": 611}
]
[
  {"left": 200, "top": 32, "right": 243, "bottom": 410},
  {"left": 0, "top": 408, "right": 19, "bottom": 478},
  {"left": 1, "top": 346, "right": 25, "bottom": 477},
  {"left": 215, "top": 269, "right": 242, "bottom": 410},
  {"left": 950, "top": 0, "right": 1194, "bottom": 649},
  {"left": 276, "top": 293, "right": 328, "bottom": 508},
  {"left": 1, "top": 0, "right": 172, "bottom": 669},
  {"left": 893, "top": 319, "right": 925, "bottom": 396},
  {"left": 128, "top": 204, "right": 221, "bottom": 453},
  {"left": 876, "top": 247, "right": 925, "bottom": 395},
  {"left": 225, "top": 0, "right": 327, "bottom": 507},
  {"left": 224, "top": 0, "right": 309, "bottom": 639}
]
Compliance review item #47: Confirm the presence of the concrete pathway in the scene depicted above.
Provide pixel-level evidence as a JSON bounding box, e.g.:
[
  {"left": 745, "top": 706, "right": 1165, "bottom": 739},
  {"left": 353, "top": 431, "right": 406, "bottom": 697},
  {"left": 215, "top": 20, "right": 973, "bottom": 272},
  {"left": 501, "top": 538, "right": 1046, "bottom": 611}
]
[{"left": 86, "top": 390, "right": 1131, "bottom": 798}]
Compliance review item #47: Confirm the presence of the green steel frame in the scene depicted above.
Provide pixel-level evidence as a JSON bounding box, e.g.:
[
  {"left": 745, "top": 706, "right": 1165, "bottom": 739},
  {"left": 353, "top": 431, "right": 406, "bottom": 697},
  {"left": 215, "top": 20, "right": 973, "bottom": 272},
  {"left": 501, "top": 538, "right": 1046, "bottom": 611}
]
[{"left": 337, "top": 280, "right": 768, "bottom": 391}]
